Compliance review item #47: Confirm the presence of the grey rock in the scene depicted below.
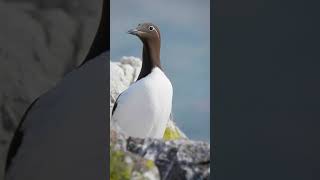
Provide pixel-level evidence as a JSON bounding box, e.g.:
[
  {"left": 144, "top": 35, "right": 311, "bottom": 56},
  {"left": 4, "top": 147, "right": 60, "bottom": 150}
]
[
  {"left": 111, "top": 123, "right": 210, "bottom": 180},
  {"left": 127, "top": 137, "right": 210, "bottom": 180}
]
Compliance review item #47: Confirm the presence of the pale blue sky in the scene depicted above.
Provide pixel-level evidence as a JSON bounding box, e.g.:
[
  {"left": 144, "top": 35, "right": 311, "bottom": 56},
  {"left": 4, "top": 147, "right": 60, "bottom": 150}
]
[{"left": 111, "top": 0, "right": 210, "bottom": 142}]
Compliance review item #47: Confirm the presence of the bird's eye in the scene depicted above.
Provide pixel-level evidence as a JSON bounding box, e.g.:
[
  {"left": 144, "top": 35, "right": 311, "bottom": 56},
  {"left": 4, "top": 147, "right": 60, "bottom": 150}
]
[
  {"left": 149, "top": 26, "right": 154, "bottom": 31},
  {"left": 138, "top": 24, "right": 141, "bottom": 26}
]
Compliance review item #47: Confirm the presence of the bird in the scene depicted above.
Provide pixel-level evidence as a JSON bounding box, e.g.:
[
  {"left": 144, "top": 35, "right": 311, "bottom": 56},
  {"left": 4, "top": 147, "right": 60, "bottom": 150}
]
[
  {"left": 5, "top": 0, "right": 109, "bottom": 179},
  {"left": 111, "top": 23, "right": 173, "bottom": 139}
]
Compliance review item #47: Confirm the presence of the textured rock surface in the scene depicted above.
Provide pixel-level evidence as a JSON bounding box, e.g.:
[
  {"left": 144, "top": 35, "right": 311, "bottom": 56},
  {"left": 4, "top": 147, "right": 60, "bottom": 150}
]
[
  {"left": 110, "top": 129, "right": 160, "bottom": 180},
  {"left": 0, "top": 0, "right": 101, "bottom": 178},
  {"left": 111, "top": 127, "right": 210, "bottom": 180},
  {"left": 127, "top": 138, "right": 210, "bottom": 180},
  {"left": 110, "top": 57, "right": 210, "bottom": 180}
]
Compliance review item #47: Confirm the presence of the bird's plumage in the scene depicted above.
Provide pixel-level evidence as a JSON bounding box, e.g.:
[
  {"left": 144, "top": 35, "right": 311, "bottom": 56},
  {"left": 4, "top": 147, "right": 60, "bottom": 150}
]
[{"left": 112, "top": 67, "right": 172, "bottom": 138}]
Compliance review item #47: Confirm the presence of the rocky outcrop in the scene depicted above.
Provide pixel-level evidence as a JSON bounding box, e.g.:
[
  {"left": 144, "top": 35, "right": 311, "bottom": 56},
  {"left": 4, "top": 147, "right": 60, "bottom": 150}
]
[
  {"left": 110, "top": 129, "right": 160, "bottom": 180},
  {"left": 110, "top": 125, "right": 210, "bottom": 180},
  {"left": 111, "top": 125, "right": 210, "bottom": 180},
  {"left": 110, "top": 57, "right": 210, "bottom": 180},
  {"left": 127, "top": 137, "right": 210, "bottom": 180}
]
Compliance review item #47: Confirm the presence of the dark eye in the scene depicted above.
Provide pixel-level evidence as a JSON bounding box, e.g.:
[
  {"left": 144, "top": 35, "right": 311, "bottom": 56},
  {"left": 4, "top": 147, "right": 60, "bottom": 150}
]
[
  {"left": 138, "top": 24, "right": 141, "bottom": 26},
  {"left": 149, "top": 26, "right": 154, "bottom": 31}
]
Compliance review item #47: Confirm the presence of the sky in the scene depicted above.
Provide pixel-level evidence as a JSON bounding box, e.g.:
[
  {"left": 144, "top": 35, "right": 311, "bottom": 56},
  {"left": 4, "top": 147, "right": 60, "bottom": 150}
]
[{"left": 110, "top": 0, "right": 210, "bottom": 142}]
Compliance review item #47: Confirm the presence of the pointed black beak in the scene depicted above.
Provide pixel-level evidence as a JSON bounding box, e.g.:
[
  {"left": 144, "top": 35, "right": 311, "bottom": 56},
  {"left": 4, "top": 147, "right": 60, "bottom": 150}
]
[{"left": 127, "top": 28, "right": 139, "bottom": 35}]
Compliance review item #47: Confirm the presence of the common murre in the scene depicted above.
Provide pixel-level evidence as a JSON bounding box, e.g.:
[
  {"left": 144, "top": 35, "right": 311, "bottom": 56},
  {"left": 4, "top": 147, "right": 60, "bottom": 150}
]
[
  {"left": 5, "top": 0, "right": 109, "bottom": 179},
  {"left": 112, "top": 23, "right": 173, "bottom": 139}
]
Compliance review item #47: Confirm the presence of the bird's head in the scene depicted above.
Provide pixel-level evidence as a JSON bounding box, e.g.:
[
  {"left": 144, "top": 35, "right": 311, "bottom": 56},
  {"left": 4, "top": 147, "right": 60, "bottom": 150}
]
[{"left": 127, "top": 23, "right": 161, "bottom": 46}]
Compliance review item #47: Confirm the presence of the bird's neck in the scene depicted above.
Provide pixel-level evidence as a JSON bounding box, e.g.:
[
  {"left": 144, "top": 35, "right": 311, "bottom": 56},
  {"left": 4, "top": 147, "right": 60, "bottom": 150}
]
[{"left": 137, "top": 42, "right": 161, "bottom": 80}]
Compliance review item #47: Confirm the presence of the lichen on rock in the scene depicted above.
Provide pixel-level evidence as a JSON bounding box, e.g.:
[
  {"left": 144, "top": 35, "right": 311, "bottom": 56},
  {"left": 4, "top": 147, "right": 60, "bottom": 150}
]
[
  {"left": 110, "top": 144, "right": 160, "bottom": 180},
  {"left": 163, "top": 127, "right": 181, "bottom": 141},
  {"left": 110, "top": 147, "right": 132, "bottom": 180},
  {"left": 110, "top": 128, "right": 160, "bottom": 180}
]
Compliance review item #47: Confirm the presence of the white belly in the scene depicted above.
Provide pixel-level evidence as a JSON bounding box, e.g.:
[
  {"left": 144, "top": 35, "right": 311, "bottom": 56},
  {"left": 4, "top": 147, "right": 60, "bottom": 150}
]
[{"left": 112, "top": 67, "right": 173, "bottom": 139}]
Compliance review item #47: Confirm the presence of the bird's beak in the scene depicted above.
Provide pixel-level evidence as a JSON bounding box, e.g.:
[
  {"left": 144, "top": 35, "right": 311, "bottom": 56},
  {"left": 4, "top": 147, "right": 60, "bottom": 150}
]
[{"left": 127, "top": 28, "right": 139, "bottom": 35}]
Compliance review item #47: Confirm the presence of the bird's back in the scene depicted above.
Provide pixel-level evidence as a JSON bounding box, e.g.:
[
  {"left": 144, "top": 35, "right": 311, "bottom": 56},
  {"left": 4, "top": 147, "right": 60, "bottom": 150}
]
[{"left": 112, "top": 67, "right": 172, "bottom": 139}]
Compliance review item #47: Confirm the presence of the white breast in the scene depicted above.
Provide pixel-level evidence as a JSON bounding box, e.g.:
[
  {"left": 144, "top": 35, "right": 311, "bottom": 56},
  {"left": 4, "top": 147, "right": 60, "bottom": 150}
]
[{"left": 112, "top": 67, "right": 173, "bottom": 139}]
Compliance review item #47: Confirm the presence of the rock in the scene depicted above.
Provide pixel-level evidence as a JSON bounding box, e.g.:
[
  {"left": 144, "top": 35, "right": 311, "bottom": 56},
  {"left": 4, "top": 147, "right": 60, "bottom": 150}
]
[
  {"left": 110, "top": 145, "right": 160, "bottom": 180},
  {"left": 110, "top": 125, "right": 210, "bottom": 180},
  {"left": 110, "top": 129, "right": 160, "bottom": 180},
  {"left": 127, "top": 138, "right": 210, "bottom": 180},
  {"left": 164, "top": 118, "right": 187, "bottom": 141}
]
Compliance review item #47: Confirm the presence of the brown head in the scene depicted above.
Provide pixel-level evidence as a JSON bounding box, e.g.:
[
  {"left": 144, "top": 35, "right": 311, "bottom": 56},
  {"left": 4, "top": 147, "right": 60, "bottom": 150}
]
[
  {"left": 128, "top": 23, "right": 162, "bottom": 80},
  {"left": 128, "top": 22, "right": 161, "bottom": 46}
]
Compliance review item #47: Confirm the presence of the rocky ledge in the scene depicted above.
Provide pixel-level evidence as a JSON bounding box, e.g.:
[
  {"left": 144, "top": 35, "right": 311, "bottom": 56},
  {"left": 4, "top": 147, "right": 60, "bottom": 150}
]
[{"left": 110, "top": 57, "right": 211, "bottom": 180}]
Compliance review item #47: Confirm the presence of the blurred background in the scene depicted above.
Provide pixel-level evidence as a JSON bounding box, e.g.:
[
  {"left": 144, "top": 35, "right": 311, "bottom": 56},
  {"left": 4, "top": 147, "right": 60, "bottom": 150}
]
[
  {"left": 0, "top": 0, "right": 103, "bottom": 178},
  {"left": 111, "top": 0, "right": 210, "bottom": 142}
]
